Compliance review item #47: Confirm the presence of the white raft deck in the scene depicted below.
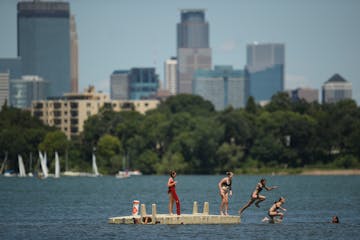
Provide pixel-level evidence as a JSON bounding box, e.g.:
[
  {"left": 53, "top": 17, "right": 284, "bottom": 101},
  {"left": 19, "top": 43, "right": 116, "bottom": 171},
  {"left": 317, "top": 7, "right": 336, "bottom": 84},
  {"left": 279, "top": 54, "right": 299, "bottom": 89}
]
[{"left": 108, "top": 201, "right": 241, "bottom": 225}]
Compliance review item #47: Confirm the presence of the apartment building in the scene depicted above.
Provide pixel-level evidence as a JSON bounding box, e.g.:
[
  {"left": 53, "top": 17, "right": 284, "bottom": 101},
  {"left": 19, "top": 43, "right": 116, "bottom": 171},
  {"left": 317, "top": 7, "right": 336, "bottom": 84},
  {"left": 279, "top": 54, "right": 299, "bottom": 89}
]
[{"left": 32, "top": 86, "right": 159, "bottom": 139}]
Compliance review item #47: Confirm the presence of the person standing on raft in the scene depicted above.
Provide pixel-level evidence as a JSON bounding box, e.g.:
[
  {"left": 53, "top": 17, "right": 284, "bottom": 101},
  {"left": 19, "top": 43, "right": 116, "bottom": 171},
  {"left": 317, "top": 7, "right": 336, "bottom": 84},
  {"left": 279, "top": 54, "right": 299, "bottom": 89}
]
[
  {"left": 218, "top": 171, "right": 234, "bottom": 215},
  {"left": 168, "top": 170, "right": 180, "bottom": 215},
  {"left": 238, "top": 178, "right": 278, "bottom": 215}
]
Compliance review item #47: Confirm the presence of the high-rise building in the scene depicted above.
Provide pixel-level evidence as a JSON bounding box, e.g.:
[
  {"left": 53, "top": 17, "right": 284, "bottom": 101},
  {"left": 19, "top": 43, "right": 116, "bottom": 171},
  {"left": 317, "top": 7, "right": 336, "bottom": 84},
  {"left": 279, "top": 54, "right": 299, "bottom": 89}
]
[
  {"left": 177, "top": 9, "right": 212, "bottom": 94},
  {"left": 10, "top": 75, "right": 48, "bottom": 109},
  {"left": 129, "top": 68, "right": 159, "bottom": 100},
  {"left": 0, "top": 72, "right": 10, "bottom": 107},
  {"left": 245, "top": 43, "right": 285, "bottom": 103},
  {"left": 110, "top": 68, "right": 159, "bottom": 100},
  {"left": 164, "top": 57, "right": 177, "bottom": 95},
  {"left": 0, "top": 58, "right": 22, "bottom": 80},
  {"left": 17, "top": 1, "right": 71, "bottom": 97},
  {"left": 193, "top": 66, "right": 245, "bottom": 110},
  {"left": 288, "top": 87, "right": 319, "bottom": 103},
  {"left": 322, "top": 74, "right": 352, "bottom": 104},
  {"left": 110, "top": 70, "right": 130, "bottom": 100},
  {"left": 70, "top": 15, "right": 79, "bottom": 93}
]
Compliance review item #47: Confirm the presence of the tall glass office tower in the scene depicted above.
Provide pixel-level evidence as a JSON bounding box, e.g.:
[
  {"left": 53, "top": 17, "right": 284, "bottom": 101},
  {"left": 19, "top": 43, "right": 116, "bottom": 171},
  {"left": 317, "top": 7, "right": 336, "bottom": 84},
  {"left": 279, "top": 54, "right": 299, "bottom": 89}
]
[
  {"left": 17, "top": 1, "right": 71, "bottom": 97},
  {"left": 193, "top": 66, "right": 245, "bottom": 110},
  {"left": 129, "top": 68, "right": 159, "bottom": 100},
  {"left": 177, "top": 9, "right": 212, "bottom": 94},
  {"left": 245, "top": 43, "right": 285, "bottom": 103}
]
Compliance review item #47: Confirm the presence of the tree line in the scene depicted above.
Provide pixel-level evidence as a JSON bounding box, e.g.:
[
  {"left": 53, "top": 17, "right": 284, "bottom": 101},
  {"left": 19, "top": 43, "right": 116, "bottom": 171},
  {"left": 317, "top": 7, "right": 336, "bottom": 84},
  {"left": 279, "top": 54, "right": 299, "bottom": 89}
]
[{"left": 1, "top": 93, "right": 359, "bottom": 175}]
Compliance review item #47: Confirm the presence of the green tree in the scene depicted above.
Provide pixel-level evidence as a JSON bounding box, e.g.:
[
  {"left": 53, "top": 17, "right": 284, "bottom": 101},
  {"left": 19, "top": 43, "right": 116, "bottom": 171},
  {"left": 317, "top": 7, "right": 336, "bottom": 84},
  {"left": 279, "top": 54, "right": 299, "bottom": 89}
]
[
  {"left": 96, "top": 134, "right": 123, "bottom": 174},
  {"left": 39, "top": 131, "right": 69, "bottom": 157}
]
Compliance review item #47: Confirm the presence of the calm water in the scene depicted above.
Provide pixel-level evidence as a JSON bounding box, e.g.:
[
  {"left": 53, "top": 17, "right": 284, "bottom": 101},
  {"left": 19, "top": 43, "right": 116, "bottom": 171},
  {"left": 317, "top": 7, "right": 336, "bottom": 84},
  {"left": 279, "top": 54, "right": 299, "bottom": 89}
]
[{"left": 0, "top": 175, "right": 359, "bottom": 240}]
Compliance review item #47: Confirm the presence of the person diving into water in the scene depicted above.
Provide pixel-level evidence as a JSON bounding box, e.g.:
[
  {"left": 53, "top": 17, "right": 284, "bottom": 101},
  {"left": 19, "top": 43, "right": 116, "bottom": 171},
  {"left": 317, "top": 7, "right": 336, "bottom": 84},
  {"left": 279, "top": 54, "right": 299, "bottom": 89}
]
[{"left": 238, "top": 178, "right": 278, "bottom": 215}]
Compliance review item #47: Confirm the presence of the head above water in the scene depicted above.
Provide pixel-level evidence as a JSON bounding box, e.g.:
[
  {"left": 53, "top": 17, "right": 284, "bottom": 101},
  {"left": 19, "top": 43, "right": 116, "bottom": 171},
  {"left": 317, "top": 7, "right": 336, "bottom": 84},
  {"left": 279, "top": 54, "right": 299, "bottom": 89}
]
[
  {"left": 260, "top": 178, "right": 266, "bottom": 184},
  {"left": 278, "top": 197, "right": 286, "bottom": 203},
  {"left": 226, "top": 171, "right": 234, "bottom": 178},
  {"left": 332, "top": 216, "right": 339, "bottom": 223},
  {"left": 169, "top": 170, "right": 176, "bottom": 177}
]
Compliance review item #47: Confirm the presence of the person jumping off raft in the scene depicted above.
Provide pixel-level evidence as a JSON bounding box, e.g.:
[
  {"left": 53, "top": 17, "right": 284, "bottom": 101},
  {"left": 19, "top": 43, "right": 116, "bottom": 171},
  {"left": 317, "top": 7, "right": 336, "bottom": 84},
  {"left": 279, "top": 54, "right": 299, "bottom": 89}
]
[
  {"left": 238, "top": 178, "right": 278, "bottom": 215},
  {"left": 218, "top": 171, "right": 234, "bottom": 215},
  {"left": 168, "top": 170, "right": 180, "bottom": 215}
]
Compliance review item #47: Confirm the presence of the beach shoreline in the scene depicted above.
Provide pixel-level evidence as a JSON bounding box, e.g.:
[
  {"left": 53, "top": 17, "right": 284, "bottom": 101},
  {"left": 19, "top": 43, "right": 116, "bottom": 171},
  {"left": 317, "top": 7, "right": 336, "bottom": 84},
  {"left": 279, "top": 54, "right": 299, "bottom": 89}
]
[{"left": 299, "top": 169, "right": 360, "bottom": 175}]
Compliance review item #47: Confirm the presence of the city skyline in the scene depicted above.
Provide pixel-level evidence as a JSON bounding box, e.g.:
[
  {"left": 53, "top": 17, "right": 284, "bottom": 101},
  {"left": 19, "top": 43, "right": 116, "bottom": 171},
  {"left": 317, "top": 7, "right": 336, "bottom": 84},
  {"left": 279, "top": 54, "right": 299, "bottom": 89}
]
[{"left": 1, "top": 0, "right": 359, "bottom": 103}]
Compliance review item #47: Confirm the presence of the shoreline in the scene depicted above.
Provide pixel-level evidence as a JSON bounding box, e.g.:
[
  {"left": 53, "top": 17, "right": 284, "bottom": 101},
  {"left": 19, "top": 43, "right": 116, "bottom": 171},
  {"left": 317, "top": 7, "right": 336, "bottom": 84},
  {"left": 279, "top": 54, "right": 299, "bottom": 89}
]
[{"left": 299, "top": 169, "right": 360, "bottom": 176}]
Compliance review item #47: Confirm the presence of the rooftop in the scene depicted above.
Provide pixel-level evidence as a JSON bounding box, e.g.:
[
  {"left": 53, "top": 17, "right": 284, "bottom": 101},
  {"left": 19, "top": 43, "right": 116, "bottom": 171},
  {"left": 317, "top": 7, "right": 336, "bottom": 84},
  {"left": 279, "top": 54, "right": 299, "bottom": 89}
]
[{"left": 327, "top": 74, "right": 347, "bottom": 83}]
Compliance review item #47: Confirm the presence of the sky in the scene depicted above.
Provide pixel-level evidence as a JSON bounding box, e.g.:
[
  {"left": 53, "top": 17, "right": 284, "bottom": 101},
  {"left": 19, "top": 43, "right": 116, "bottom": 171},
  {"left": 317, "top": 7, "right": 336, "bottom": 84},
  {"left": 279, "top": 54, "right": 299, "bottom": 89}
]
[{"left": 1, "top": 0, "right": 360, "bottom": 103}]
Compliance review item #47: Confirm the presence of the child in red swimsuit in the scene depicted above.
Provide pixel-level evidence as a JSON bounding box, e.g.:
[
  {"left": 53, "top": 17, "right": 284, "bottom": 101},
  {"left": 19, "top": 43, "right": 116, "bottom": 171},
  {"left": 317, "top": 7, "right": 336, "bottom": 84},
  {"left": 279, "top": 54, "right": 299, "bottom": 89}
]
[{"left": 168, "top": 170, "right": 180, "bottom": 215}]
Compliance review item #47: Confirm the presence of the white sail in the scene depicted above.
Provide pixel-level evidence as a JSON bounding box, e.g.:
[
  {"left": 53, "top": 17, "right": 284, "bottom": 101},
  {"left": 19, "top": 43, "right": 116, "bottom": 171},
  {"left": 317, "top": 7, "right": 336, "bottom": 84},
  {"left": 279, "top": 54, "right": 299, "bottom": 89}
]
[
  {"left": 39, "top": 151, "right": 48, "bottom": 178},
  {"left": 18, "top": 155, "right": 26, "bottom": 177},
  {"left": 55, "top": 152, "right": 60, "bottom": 178},
  {"left": 92, "top": 153, "right": 99, "bottom": 176},
  {"left": 44, "top": 152, "right": 49, "bottom": 174}
]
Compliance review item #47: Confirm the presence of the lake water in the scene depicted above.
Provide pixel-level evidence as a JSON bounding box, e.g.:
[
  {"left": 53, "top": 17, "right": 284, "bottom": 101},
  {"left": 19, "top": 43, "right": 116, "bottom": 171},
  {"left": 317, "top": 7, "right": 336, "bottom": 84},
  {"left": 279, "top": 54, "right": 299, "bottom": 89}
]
[{"left": 0, "top": 175, "right": 359, "bottom": 239}]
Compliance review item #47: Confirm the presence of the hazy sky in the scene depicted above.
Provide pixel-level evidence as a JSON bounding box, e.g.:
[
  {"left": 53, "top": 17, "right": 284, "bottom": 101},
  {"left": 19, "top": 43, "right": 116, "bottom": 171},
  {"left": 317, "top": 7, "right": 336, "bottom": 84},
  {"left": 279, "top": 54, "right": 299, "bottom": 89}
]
[{"left": 1, "top": 0, "right": 359, "bottom": 103}]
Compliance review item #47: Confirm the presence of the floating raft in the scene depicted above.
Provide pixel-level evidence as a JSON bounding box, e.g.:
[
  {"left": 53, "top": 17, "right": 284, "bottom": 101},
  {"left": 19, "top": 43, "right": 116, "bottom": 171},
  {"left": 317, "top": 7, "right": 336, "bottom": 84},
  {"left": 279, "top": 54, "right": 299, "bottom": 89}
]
[{"left": 108, "top": 201, "right": 241, "bottom": 225}]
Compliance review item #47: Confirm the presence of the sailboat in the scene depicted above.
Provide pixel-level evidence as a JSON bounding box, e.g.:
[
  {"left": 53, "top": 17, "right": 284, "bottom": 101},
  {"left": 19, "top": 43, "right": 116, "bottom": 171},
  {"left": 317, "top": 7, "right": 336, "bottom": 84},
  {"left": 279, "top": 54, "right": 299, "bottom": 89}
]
[
  {"left": 92, "top": 153, "right": 100, "bottom": 177},
  {"left": 18, "top": 155, "right": 26, "bottom": 177},
  {"left": 0, "top": 152, "right": 8, "bottom": 175},
  {"left": 115, "top": 155, "right": 130, "bottom": 179},
  {"left": 39, "top": 151, "right": 48, "bottom": 179},
  {"left": 54, "top": 152, "right": 60, "bottom": 178}
]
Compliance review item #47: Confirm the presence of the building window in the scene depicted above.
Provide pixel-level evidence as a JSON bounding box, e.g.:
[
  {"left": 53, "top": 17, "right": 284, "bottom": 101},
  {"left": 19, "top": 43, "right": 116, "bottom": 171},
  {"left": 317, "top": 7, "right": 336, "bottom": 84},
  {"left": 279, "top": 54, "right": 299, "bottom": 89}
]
[
  {"left": 34, "top": 111, "right": 43, "bottom": 117},
  {"left": 34, "top": 103, "right": 43, "bottom": 109},
  {"left": 71, "top": 119, "right": 78, "bottom": 125},
  {"left": 70, "top": 102, "right": 78, "bottom": 109},
  {"left": 54, "top": 103, "right": 61, "bottom": 109},
  {"left": 71, "top": 111, "right": 78, "bottom": 117}
]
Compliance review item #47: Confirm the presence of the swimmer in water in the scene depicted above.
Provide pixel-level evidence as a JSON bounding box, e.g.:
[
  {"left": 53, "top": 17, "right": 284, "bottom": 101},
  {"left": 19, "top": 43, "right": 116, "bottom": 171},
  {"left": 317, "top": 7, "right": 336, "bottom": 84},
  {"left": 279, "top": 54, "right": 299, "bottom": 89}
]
[{"left": 268, "top": 197, "right": 286, "bottom": 222}]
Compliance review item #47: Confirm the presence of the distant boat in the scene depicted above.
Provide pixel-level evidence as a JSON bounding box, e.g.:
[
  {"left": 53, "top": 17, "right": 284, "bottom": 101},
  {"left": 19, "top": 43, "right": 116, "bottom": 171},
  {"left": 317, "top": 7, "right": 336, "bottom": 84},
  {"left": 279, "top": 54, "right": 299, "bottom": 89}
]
[
  {"left": 115, "top": 170, "right": 130, "bottom": 179},
  {"left": 0, "top": 152, "right": 8, "bottom": 175},
  {"left": 63, "top": 152, "right": 100, "bottom": 177},
  {"left": 18, "top": 155, "right": 26, "bottom": 177},
  {"left": 115, "top": 156, "right": 141, "bottom": 178},
  {"left": 54, "top": 152, "right": 60, "bottom": 178},
  {"left": 92, "top": 153, "right": 100, "bottom": 177},
  {"left": 39, "top": 151, "right": 48, "bottom": 179}
]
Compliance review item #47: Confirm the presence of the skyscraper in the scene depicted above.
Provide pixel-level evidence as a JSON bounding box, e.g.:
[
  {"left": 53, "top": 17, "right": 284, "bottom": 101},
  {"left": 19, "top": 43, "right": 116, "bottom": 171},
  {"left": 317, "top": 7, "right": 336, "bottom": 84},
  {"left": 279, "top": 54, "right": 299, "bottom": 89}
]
[
  {"left": 288, "top": 87, "right": 319, "bottom": 103},
  {"left": 129, "top": 68, "right": 159, "bottom": 100},
  {"left": 70, "top": 15, "right": 79, "bottom": 93},
  {"left": 164, "top": 57, "right": 177, "bottom": 95},
  {"left": 0, "top": 72, "right": 10, "bottom": 107},
  {"left": 10, "top": 75, "right": 48, "bottom": 109},
  {"left": 193, "top": 66, "right": 245, "bottom": 110},
  {"left": 17, "top": 1, "right": 71, "bottom": 97},
  {"left": 322, "top": 74, "right": 352, "bottom": 104},
  {"left": 245, "top": 43, "right": 285, "bottom": 103},
  {"left": 177, "top": 9, "right": 212, "bottom": 94},
  {"left": 110, "top": 70, "right": 130, "bottom": 100}
]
